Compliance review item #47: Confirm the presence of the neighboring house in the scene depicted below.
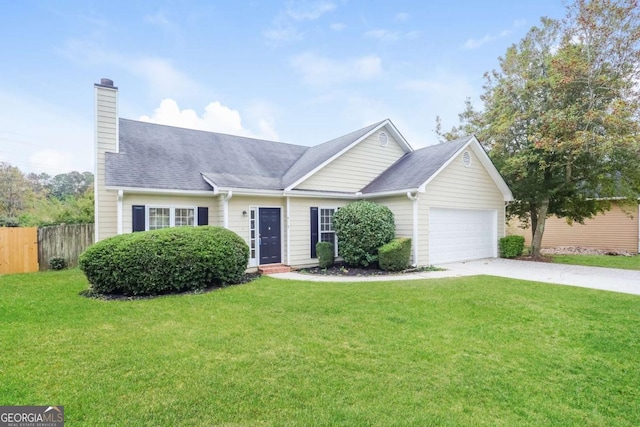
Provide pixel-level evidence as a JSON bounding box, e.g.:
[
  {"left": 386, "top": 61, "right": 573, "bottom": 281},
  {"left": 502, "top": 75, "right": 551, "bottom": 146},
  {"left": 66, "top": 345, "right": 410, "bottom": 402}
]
[
  {"left": 509, "top": 202, "right": 640, "bottom": 253},
  {"left": 94, "top": 78, "right": 513, "bottom": 269}
]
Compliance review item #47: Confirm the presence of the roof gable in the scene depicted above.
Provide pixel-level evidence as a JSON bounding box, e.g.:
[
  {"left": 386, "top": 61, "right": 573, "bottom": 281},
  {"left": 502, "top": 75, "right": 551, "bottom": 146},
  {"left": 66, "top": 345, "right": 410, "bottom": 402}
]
[
  {"left": 283, "top": 119, "right": 412, "bottom": 190},
  {"left": 362, "top": 135, "right": 513, "bottom": 201}
]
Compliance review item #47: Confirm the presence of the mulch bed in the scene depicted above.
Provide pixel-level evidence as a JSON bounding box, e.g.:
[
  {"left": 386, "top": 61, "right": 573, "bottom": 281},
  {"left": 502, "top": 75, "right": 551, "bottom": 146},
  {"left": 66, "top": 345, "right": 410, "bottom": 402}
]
[{"left": 299, "top": 262, "right": 440, "bottom": 277}]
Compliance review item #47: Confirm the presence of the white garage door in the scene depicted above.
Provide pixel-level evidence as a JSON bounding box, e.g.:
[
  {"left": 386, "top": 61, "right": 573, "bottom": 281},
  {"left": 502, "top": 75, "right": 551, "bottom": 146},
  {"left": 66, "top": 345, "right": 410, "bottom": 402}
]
[{"left": 429, "top": 208, "right": 497, "bottom": 264}]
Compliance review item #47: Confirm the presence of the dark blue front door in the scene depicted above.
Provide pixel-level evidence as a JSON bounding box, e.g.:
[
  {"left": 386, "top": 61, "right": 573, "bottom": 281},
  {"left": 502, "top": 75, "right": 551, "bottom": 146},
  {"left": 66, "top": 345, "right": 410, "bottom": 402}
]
[{"left": 259, "top": 208, "right": 281, "bottom": 264}]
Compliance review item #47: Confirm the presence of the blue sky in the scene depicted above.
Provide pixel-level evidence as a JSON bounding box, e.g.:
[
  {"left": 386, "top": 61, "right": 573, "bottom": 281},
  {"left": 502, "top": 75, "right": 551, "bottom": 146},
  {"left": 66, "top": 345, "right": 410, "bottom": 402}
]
[{"left": 0, "top": 0, "right": 566, "bottom": 175}]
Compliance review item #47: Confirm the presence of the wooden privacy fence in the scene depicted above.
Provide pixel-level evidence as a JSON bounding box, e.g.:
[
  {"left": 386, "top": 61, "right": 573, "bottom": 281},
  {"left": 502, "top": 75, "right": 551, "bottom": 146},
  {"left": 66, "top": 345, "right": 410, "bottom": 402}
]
[
  {"left": 38, "top": 224, "right": 94, "bottom": 271},
  {"left": 0, "top": 227, "right": 39, "bottom": 274}
]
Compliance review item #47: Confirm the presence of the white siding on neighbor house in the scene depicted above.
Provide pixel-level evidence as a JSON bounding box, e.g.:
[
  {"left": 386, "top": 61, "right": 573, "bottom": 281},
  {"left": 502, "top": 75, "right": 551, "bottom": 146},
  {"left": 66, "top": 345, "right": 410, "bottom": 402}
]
[
  {"left": 421, "top": 148, "right": 506, "bottom": 264},
  {"left": 95, "top": 85, "right": 118, "bottom": 241},
  {"left": 295, "top": 130, "right": 406, "bottom": 192},
  {"left": 288, "top": 197, "right": 349, "bottom": 267},
  {"left": 121, "top": 193, "right": 218, "bottom": 233}
]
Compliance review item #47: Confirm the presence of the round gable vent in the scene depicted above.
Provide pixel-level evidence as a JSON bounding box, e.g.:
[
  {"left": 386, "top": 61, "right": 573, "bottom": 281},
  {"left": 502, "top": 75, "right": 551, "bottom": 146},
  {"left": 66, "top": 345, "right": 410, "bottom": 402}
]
[
  {"left": 462, "top": 151, "right": 472, "bottom": 167},
  {"left": 378, "top": 132, "right": 388, "bottom": 146}
]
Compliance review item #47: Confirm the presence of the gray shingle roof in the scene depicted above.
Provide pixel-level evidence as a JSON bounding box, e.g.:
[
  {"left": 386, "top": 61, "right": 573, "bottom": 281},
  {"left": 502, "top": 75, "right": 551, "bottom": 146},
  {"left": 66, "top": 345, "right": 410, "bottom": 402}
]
[
  {"left": 106, "top": 119, "right": 308, "bottom": 191},
  {"left": 106, "top": 118, "right": 469, "bottom": 195},
  {"left": 106, "top": 118, "right": 389, "bottom": 191},
  {"left": 361, "top": 135, "right": 473, "bottom": 193}
]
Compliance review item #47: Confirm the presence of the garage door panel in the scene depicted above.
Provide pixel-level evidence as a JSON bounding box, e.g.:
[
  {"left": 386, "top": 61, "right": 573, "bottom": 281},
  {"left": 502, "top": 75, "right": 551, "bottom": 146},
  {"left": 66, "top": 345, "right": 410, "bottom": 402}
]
[{"left": 429, "top": 208, "right": 496, "bottom": 264}]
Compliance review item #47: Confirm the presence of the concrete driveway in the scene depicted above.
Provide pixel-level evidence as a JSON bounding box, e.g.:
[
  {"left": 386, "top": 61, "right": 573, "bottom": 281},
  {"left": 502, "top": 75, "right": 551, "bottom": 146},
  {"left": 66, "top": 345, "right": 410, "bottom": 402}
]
[{"left": 439, "top": 258, "right": 640, "bottom": 296}]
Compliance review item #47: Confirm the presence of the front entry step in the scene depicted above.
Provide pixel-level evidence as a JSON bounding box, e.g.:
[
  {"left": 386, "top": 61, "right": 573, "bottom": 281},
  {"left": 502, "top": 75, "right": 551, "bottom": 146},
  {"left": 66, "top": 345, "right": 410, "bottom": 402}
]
[{"left": 258, "top": 264, "right": 292, "bottom": 275}]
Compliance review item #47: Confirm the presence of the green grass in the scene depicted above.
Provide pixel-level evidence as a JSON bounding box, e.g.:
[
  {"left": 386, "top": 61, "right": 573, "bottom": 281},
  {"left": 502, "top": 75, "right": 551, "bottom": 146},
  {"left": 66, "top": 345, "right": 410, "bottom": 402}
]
[
  {"left": 1, "top": 270, "right": 640, "bottom": 426},
  {"left": 552, "top": 254, "right": 640, "bottom": 270}
]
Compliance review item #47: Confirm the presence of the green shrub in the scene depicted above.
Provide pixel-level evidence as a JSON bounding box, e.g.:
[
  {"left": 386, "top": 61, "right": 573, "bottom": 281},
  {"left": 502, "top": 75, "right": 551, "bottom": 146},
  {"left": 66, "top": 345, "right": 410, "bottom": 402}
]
[
  {"left": 499, "top": 235, "right": 525, "bottom": 258},
  {"left": 378, "top": 238, "right": 412, "bottom": 271},
  {"left": 316, "top": 241, "right": 335, "bottom": 268},
  {"left": 49, "top": 256, "right": 67, "bottom": 270},
  {"left": 333, "top": 201, "right": 395, "bottom": 267},
  {"left": 79, "top": 226, "right": 249, "bottom": 296}
]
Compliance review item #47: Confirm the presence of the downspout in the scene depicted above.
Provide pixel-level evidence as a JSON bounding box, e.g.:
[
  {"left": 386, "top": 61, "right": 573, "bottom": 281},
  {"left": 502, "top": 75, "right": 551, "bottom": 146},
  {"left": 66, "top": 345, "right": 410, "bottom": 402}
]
[
  {"left": 117, "top": 190, "right": 123, "bottom": 235},
  {"left": 286, "top": 196, "right": 291, "bottom": 266},
  {"left": 223, "top": 191, "right": 233, "bottom": 229},
  {"left": 406, "top": 191, "right": 419, "bottom": 267}
]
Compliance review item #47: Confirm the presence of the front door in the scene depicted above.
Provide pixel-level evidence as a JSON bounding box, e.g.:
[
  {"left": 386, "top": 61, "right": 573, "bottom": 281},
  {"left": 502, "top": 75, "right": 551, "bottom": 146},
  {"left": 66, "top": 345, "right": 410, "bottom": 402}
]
[{"left": 259, "top": 208, "right": 281, "bottom": 264}]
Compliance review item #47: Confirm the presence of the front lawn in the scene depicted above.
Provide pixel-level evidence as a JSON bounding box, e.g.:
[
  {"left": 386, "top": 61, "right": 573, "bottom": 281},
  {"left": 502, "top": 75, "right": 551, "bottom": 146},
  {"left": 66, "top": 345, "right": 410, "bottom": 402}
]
[
  {"left": 552, "top": 254, "right": 640, "bottom": 270},
  {"left": 1, "top": 270, "right": 639, "bottom": 426}
]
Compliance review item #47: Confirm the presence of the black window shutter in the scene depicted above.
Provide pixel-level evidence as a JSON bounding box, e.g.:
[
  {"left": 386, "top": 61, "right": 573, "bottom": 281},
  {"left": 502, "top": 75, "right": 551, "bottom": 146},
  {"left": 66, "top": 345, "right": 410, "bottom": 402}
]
[
  {"left": 197, "top": 207, "right": 208, "bottom": 226},
  {"left": 132, "top": 205, "right": 145, "bottom": 232},
  {"left": 310, "top": 207, "right": 319, "bottom": 258}
]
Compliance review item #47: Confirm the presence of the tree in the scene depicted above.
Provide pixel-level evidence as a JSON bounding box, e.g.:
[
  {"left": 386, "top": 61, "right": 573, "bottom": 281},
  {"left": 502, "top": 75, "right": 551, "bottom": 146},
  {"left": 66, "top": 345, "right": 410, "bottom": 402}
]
[
  {"left": 440, "top": 0, "right": 640, "bottom": 258},
  {"left": 0, "top": 162, "right": 34, "bottom": 224},
  {"left": 47, "top": 171, "right": 94, "bottom": 200}
]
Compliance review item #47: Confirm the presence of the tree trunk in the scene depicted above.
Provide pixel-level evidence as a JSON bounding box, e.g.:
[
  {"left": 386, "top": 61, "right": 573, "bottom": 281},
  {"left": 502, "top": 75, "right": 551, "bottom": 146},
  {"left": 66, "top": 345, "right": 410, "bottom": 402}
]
[{"left": 531, "top": 198, "right": 550, "bottom": 259}]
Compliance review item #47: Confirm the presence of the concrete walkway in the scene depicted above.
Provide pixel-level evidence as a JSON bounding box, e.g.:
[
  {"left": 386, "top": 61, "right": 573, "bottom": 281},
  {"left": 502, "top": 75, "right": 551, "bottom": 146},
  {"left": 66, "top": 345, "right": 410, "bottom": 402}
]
[{"left": 269, "top": 258, "right": 640, "bottom": 296}]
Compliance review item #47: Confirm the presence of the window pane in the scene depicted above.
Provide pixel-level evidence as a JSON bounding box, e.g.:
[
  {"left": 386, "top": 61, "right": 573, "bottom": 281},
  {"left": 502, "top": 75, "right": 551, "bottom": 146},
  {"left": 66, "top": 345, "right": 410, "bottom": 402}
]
[
  {"left": 149, "top": 208, "right": 170, "bottom": 230},
  {"left": 320, "top": 208, "right": 335, "bottom": 232},
  {"left": 175, "top": 208, "right": 195, "bottom": 226}
]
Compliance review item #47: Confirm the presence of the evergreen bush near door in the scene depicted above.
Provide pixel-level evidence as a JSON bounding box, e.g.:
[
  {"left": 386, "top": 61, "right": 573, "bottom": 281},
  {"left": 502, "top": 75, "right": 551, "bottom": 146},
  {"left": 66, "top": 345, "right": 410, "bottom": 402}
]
[
  {"left": 333, "top": 200, "right": 395, "bottom": 267},
  {"left": 316, "top": 241, "right": 335, "bottom": 268}
]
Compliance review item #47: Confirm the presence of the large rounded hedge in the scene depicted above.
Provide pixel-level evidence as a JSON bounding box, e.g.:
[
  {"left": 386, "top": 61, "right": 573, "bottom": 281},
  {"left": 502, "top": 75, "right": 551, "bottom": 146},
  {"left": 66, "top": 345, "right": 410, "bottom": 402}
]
[
  {"left": 333, "top": 200, "right": 395, "bottom": 267},
  {"left": 79, "top": 226, "right": 249, "bottom": 296}
]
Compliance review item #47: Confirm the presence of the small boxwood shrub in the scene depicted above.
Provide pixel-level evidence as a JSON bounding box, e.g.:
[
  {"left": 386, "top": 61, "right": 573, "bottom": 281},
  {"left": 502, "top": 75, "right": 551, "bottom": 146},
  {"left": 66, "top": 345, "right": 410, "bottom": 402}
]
[
  {"left": 49, "top": 256, "right": 67, "bottom": 270},
  {"left": 333, "top": 200, "right": 395, "bottom": 267},
  {"left": 378, "top": 238, "right": 412, "bottom": 271},
  {"left": 316, "top": 241, "right": 335, "bottom": 268},
  {"left": 79, "top": 226, "right": 249, "bottom": 296},
  {"left": 499, "top": 235, "right": 525, "bottom": 258}
]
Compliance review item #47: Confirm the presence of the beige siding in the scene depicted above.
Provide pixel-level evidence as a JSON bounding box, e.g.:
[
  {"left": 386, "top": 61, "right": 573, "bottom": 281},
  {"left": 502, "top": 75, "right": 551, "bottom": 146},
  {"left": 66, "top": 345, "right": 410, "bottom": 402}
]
[
  {"left": 121, "top": 193, "right": 218, "bottom": 233},
  {"left": 95, "top": 85, "right": 118, "bottom": 241},
  {"left": 296, "top": 130, "right": 406, "bottom": 192},
  {"left": 371, "top": 195, "right": 413, "bottom": 238},
  {"left": 509, "top": 202, "right": 639, "bottom": 253},
  {"left": 421, "top": 148, "right": 506, "bottom": 264},
  {"left": 288, "top": 197, "right": 349, "bottom": 267}
]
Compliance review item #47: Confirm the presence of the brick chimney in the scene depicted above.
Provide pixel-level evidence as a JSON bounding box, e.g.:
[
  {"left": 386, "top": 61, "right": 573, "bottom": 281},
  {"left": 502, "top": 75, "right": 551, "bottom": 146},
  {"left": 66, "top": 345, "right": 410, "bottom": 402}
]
[{"left": 94, "top": 78, "right": 119, "bottom": 242}]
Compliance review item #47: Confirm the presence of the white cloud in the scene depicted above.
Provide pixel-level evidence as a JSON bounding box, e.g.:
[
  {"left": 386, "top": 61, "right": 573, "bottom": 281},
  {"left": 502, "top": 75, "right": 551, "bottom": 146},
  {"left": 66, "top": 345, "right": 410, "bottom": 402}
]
[
  {"left": 29, "top": 150, "right": 73, "bottom": 175},
  {"left": 129, "top": 57, "right": 198, "bottom": 97},
  {"left": 364, "top": 29, "right": 400, "bottom": 42},
  {"left": 364, "top": 29, "right": 420, "bottom": 42},
  {"left": 330, "top": 23, "right": 346, "bottom": 31},
  {"left": 286, "top": 1, "right": 335, "bottom": 21},
  {"left": 396, "top": 73, "right": 478, "bottom": 146},
  {"left": 59, "top": 39, "right": 198, "bottom": 98},
  {"left": 264, "top": 1, "right": 336, "bottom": 45},
  {"left": 139, "top": 99, "right": 279, "bottom": 141},
  {"left": 290, "top": 52, "right": 382, "bottom": 86},
  {"left": 0, "top": 90, "right": 93, "bottom": 174},
  {"left": 394, "top": 12, "right": 410, "bottom": 22},
  {"left": 462, "top": 20, "right": 526, "bottom": 50}
]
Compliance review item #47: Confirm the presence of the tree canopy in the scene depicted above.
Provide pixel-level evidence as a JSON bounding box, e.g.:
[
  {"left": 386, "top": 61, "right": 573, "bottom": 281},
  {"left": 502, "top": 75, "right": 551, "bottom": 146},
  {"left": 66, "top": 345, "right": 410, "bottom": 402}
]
[
  {"left": 439, "top": 0, "right": 640, "bottom": 258},
  {"left": 0, "top": 162, "right": 94, "bottom": 226}
]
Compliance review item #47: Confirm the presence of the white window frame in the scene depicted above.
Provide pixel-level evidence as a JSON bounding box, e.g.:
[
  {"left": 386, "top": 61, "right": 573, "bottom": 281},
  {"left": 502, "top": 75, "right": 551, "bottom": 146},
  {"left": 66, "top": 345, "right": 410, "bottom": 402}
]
[
  {"left": 145, "top": 205, "right": 198, "bottom": 231},
  {"left": 249, "top": 207, "right": 258, "bottom": 267},
  {"left": 319, "top": 207, "right": 338, "bottom": 256}
]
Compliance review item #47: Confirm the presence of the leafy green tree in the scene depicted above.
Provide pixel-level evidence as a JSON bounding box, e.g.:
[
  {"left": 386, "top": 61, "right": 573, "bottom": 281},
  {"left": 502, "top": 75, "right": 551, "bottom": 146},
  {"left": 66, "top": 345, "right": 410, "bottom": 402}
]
[
  {"left": 440, "top": 0, "right": 640, "bottom": 258},
  {"left": 47, "top": 171, "right": 94, "bottom": 200},
  {"left": 0, "top": 162, "right": 34, "bottom": 224}
]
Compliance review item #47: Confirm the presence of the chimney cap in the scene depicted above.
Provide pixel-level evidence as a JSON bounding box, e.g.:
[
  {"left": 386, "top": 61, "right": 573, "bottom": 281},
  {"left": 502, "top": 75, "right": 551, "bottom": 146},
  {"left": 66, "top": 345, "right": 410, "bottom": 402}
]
[{"left": 97, "top": 78, "right": 115, "bottom": 88}]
